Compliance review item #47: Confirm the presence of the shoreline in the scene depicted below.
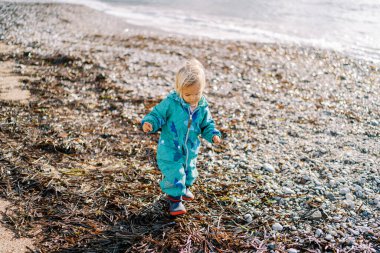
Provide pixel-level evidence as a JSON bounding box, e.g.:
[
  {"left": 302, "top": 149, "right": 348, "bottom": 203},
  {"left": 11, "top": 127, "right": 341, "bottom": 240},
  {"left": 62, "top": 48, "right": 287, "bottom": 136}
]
[
  {"left": 0, "top": 2, "right": 379, "bottom": 252},
  {"left": 2, "top": 1, "right": 379, "bottom": 68},
  {"left": 27, "top": 0, "right": 380, "bottom": 65},
  {"left": 46, "top": 0, "right": 380, "bottom": 66}
]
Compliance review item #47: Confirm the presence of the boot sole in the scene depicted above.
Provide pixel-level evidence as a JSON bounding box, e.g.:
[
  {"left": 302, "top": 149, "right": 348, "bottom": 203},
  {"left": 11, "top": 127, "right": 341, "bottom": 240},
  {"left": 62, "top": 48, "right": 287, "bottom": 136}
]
[
  {"left": 170, "top": 210, "right": 187, "bottom": 216},
  {"left": 182, "top": 196, "right": 194, "bottom": 201},
  {"left": 167, "top": 196, "right": 181, "bottom": 202}
]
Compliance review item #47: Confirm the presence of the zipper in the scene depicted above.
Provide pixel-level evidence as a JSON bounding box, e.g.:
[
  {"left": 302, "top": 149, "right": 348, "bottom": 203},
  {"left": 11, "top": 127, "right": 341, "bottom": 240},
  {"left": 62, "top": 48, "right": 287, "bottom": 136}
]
[{"left": 184, "top": 107, "right": 198, "bottom": 171}]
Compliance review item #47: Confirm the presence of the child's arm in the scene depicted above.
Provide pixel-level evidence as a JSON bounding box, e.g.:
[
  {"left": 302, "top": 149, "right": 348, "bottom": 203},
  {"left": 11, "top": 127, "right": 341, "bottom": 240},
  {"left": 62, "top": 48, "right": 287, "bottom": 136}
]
[
  {"left": 141, "top": 98, "right": 170, "bottom": 133},
  {"left": 200, "top": 107, "right": 221, "bottom": 143}
]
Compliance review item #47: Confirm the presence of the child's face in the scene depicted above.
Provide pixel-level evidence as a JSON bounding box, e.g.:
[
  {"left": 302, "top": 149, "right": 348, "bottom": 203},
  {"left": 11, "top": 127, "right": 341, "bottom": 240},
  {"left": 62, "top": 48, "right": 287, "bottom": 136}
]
[{"left": 181, "top": 83, "right": 202, "bottom": 107}]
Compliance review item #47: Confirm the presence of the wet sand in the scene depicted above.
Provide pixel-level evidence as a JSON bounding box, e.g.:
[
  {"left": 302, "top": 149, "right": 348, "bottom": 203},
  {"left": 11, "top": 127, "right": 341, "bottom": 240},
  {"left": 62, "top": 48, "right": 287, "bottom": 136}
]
[
  {"left": 0, "top": 42, "right": 34, "bottom": 253},
  {"left": 0, "top": 49, "right": 30, "bottom": 103},
  {"left": 0, "top": 199, "right": 34, "bottom": 253}
]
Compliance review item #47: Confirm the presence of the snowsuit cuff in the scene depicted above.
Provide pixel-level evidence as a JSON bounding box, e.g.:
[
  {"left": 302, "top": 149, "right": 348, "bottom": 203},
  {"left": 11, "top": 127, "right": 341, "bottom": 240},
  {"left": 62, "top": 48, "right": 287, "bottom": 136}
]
[{"left": 204, "top": 129, "right": 221, "bottom": 143}]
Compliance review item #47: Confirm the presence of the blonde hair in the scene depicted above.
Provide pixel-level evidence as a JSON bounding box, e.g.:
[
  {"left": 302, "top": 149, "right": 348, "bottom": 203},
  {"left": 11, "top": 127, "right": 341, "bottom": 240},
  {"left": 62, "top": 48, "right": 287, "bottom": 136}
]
[{"left": 175, "top": 58, "right": 206, "bottom": 95}]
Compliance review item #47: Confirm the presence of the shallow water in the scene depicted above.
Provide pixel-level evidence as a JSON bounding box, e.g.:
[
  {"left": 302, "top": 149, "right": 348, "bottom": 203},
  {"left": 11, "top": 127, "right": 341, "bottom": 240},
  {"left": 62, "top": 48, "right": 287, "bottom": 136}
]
[
  {"left": 99, "top": 0, "right": 380, "bottom": 64},
  {"left": 16, "top": 0, "right": 380, "bottom": 64}
]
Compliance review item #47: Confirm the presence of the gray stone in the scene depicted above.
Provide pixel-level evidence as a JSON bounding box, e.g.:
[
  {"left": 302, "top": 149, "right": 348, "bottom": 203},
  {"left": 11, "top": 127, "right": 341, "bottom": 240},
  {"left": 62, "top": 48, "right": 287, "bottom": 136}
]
[
  {"left": 345, "top": 193, "right": 355, "bottom": 201},
  {"left": 343, "top": 200, "right": 355, "bottom": 209},
  {"left": 252, "top": 210, "right": 263, "bottom": 217},
  {"left": 348, "top": 228, "right": 360, "bottom": 236},
  {"left": 272, "top": 223, "right": 283, "bottom": 231},
  {"left": 340, "top": 187, "right": 350, "bottom": 195},
  {"left": 244, "top": 213, "right": 253, "bottom": 223},
  {"left": 315, "top": 228, "right": 324, "bottom": 237},
  {"left": 332, "top": 216, "right": 342, "bottom": 222},
  {"left": 326, "top": 192, "right": 335, "bottom": 200},
  {"left": 263, "top": 163, "right": 275, "bottom": 173},
  {"left": 345, "top": 237, "right": 355, "bottom": 246},
  {"left": 355, "top": 190, "right": 364, "bottom": 198},
  {"left": 328, "top": 180, "right": 337, "bottom": 187},
  {"left": 283, "top": 187, "right": 295, "bottom": 194},
  {"left": 354, "top": 185, "right": 363, "bottom": 192},
  {"left": 311, "top": 210, "right": 323, "bottom": 220}
]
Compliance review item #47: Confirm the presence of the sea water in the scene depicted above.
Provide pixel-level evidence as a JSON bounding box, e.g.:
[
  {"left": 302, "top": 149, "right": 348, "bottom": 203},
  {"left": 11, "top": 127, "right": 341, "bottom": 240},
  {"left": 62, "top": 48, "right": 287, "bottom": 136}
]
[{"left": 20, "top": 0, "right": 380, "bottom": 64}]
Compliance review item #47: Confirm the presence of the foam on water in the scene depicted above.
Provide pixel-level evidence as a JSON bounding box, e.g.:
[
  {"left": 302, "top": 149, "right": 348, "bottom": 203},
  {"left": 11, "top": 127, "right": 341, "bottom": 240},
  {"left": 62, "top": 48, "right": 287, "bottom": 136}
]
[
  {"left": 101, "top": 2, "right": 380, "bottom": 64},
  {"left": 15, "top": 0, "right": 380, "bottom": 64}
]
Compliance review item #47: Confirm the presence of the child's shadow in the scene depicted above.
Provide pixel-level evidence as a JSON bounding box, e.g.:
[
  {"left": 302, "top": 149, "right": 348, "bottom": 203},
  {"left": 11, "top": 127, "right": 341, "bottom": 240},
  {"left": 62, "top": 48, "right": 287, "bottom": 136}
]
[{"left": 58, "top": 196, "right": 176, "bottom": 253}]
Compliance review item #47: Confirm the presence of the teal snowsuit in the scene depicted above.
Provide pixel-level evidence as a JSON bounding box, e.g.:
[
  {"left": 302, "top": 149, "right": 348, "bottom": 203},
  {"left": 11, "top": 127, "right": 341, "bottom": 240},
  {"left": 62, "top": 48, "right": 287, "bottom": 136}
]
[{"left": 142, "top": 91, "right": 221, "bottom": 197}]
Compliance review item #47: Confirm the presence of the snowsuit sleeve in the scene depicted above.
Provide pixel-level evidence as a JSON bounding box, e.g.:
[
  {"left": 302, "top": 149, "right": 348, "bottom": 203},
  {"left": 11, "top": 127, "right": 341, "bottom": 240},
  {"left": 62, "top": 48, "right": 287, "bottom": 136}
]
[
  {"left": 200, "top": 107, "right": 221, "bottom": 143},
  {"left": 141, "top": 98, "right": 170, "bottom": 133}
]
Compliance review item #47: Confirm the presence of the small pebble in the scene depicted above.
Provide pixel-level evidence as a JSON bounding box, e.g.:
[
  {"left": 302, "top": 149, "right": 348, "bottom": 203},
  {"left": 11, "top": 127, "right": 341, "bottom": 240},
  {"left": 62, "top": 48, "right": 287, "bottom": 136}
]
[
  {"left": 348, "top": 228, "right": 360, "bottom": 236},
  {"left": 345, "top": 237, "right": 355, "bottom": 246},
  {"left": 343, "top": 200, "right": 355, "bottom": 209},
  {"left": 340, "top": 187, "right": 350, "bottom": 195},
  {"left": 328, "top": 180, "right": 337, "bottom": 187},
  {"left": 360, "top": 210, "right": 371, "bottom": 218},
  {"left": 263, "top": 163, "right": 275, "bottom": 173},
  {"left": 283, "top": 187, "right": 295, "bottom": 194},
  {"left": 328, "top": 229, "right": 337, "bottom": 237},
  {"left": 326, "top": 192, "right": 335, "bottom": 200},
  {"left": 267, "top": 243, "right": 276, "bottom": 250},
  {"left": 354, "top": 185, "right": 363, "bottom": 192},
  {"left": 345, "top": 193, "right": 354, "bottom": 201},
  {"left": 325, "top": 234, "right": 334, "bottom": 241},
  {"left": 315, "top": 228, "right": 324, "bottom": 237},
  {"left": 332, "top": 215, "right": 342, "bottom": 222},
  {"left": 355, "top": 190, "right": 364, "bottom": 198},
  {"left": 288, "top": 249, "right": 298, "bottom": 253},
  {"left": 272, "top": 223, "right": 283, "bottom": 231},
  {"left": 311, "top": 210, "right": 322, "bottom": 220},
  {"left": 244, "top": 213, "right": 253, "bottom": 223}
]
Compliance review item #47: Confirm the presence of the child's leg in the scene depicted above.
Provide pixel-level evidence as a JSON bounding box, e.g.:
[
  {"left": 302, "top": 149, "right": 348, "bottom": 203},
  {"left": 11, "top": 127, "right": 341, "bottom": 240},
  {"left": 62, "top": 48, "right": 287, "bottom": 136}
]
[
  {"left": 157, "top": 160, "right": 187, "bottom": 197},
  {"left": 185, "top": 156, "right": 198, "bottom": 187}
]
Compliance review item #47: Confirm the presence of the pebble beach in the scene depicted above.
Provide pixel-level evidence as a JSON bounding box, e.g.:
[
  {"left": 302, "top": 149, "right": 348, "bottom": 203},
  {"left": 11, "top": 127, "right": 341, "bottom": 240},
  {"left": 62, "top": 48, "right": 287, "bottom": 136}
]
[{"left": 0, "top": 2, "right": 379, "bottom": 252}]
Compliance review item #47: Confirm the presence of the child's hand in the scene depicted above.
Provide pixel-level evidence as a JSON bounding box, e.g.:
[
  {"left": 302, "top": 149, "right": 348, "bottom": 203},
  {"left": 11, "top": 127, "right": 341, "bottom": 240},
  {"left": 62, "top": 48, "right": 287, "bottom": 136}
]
[
  {"left": 143, "top": 122, "right": 153, "bottom": 133},
  {"left": 213, "top": 135, "right": 221, "bottom": 144}
]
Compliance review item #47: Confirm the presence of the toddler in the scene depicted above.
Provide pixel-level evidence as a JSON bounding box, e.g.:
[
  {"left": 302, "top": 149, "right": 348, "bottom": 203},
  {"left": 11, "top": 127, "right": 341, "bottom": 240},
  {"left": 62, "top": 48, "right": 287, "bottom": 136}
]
[{"left": 142, "top": 58, "right": 221, "bottom": 216}]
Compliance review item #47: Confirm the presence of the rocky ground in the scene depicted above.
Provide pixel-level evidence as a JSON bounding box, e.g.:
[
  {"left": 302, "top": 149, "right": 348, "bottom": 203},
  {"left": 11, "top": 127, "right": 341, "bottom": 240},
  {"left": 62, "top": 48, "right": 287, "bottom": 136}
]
[{"left": 0, "top": 2, "right": 379, "bottom": 252}]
